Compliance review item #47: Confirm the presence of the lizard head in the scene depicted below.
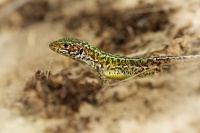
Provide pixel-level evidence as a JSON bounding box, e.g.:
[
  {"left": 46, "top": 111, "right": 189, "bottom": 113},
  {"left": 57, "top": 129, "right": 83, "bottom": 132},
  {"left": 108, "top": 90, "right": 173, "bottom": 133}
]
[{"left": 49, "top": 38, "right": 97, "bottom": 65}]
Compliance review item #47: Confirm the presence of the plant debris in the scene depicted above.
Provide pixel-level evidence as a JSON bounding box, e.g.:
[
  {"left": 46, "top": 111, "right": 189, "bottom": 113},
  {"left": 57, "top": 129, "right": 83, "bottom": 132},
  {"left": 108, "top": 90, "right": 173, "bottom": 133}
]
[{"left": 21, "top": 69, "right": 101, "bottom": 118}]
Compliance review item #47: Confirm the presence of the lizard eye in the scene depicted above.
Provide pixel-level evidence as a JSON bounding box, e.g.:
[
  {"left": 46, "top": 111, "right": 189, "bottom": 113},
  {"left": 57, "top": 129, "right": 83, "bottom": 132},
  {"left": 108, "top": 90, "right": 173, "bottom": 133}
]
[
  {"left": 63, "top": 43, "right": 68, "bottom": 48},
  {"left": 79, "top": 48, "right": 84, "bottom": 55}
]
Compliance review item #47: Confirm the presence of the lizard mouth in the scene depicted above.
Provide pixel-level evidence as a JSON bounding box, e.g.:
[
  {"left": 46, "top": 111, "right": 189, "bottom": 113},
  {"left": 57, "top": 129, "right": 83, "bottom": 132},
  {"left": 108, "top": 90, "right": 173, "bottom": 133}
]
[{"left": 49, "top": 43, "right": 60, "bottom": 52}]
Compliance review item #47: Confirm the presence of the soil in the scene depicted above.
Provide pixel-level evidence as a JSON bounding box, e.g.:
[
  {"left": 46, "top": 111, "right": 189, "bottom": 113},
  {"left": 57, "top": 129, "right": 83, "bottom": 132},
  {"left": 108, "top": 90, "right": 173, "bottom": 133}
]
[{"left": 1, "top": 0, "right": 200, "bottom": 133}]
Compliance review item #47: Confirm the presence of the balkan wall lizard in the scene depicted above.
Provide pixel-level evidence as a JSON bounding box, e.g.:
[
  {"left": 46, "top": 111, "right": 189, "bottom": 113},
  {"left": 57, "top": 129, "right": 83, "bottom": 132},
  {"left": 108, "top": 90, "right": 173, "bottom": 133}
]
[{"left": 49, "top": 38, "right": 200, "bottom": 87}]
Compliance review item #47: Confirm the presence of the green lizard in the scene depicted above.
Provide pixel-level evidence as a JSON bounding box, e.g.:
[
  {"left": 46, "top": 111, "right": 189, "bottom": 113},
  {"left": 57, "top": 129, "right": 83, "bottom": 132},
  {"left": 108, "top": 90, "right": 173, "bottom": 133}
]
[{"left": 49, "top": 38, "right": 200, "bottom": 87}]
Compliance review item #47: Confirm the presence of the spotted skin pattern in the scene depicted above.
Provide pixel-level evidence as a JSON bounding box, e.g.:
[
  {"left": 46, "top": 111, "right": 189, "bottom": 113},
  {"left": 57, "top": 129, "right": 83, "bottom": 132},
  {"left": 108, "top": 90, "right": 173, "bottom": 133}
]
[{"left": 49, "top": 38, "right": 200, "bottom": 86}]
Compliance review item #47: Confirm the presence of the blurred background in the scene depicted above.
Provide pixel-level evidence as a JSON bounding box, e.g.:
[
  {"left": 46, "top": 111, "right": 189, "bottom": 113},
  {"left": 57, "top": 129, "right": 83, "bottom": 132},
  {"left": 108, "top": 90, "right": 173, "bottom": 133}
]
[{"left": 0, "top": 0, "right": 200, "bottom": 133}]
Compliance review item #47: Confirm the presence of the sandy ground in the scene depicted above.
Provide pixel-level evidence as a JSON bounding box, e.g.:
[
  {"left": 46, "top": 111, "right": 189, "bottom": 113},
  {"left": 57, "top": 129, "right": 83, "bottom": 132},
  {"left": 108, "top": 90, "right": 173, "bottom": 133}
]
[{"left": 0, "top": 0, "right": 200, "bottom": 133}]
